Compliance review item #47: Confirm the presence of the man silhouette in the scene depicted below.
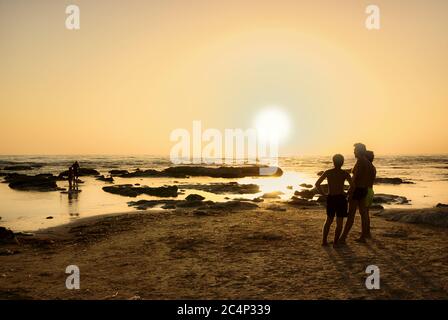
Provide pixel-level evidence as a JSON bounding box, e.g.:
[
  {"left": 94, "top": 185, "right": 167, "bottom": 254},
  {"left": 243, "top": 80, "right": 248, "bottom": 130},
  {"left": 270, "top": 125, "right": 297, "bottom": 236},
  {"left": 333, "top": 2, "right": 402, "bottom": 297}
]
[
  {"left": 72, "top": 161, "right": 80, "bottom": 188},
  {"left": 364, "top": 150, "right": 377, "bottom": 238},
  {"left": 339, "top": 143, "right": 375, "bottom": 243}
]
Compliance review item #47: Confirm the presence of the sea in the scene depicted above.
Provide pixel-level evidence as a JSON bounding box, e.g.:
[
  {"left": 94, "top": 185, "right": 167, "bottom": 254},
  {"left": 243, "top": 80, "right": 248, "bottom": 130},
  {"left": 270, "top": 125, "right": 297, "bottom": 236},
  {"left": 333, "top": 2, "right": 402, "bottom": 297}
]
[{"left": 0, "top": 155, "right": 447, "bottom": 231}]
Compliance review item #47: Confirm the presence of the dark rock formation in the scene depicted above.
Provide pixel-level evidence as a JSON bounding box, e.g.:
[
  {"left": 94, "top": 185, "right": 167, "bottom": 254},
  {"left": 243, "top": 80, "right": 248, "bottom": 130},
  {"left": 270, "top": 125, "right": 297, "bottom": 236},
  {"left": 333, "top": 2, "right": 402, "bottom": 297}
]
[
  {"left": 127, "top": 199, "right": 178, "bottom": 210},
  {"left": 96, "top": 175, "right": 114, "bottom": 183},
  {"left": 58, "top": 168, "right": 100, "bottom": 178},
  {"left": 0, "top": 227, "right": 18, "bottom": 244},
  {"left": 294, "top": 189, "right": 318, "bottom": 199},
  {"left": 178, "top": 182, "right": 260, "bottom": 194},
  {"left": 176, "top": 200, "right": 213, "bottom": 208},
  {"left": 109, "top": 170, "right": 129, "bottom": 175},
  {"left": 3, "top": 165, "right": 34, "bottom": 171},
  {"left": 4, "top": 173, "right": 60, "bottom": 191},
  {"left": 207, "top": 201, "right": 258, "bottom": 210},
  {"left": 373, "top": 193, "right": 410, "bottom": 205},
  {"left": 119, "top": 169, "right": 160, "bottom": 178},
  {"left": 288, "top": 196, "right": 320, "bottom": 207},
  {"left": 185, "top": 194, "right": 205, "bottom": 201},
  {"left": 103, "top": 184, "right": 178, "bottom": 198},
  {"left": 162, "top": 165, "right": 283, "bottom": 178},
  {"left": 115, "top": 165, "right": 283, "bottom": 179},
  {"left": 375, "top": 177, "right": 414, "bottom": 185}
]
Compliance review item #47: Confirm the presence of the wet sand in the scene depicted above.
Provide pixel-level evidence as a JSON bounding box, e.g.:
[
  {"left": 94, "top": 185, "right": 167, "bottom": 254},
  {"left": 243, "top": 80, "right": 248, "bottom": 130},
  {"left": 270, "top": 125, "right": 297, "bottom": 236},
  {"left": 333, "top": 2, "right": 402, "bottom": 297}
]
[{"left": 0, "top": 204, "right": 447, "bottom": 300}]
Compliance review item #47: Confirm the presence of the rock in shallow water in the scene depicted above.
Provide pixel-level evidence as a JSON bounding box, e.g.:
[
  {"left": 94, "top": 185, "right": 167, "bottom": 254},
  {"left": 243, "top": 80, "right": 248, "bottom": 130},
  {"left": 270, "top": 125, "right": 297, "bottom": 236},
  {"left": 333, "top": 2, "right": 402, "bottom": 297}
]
[
  {"left": 373, "top": 193, "right": 410, "bottom": 205},
  {"left": 162, "top": 165, "right": 283, "bottom": 178},
  {"left": 294, "top": 189, "right": 317, "bottom": 199},
  {"left": 4, "top": 173, "right": 60, "bottom": 192},
  {"left": 375, "top": 177, "right": 414, "bottom": 185},
  {"left": 178, "top": 182, "right": 260, "bottom": 194},
  {"left": 58, "top": 168, "right": 100, "bottom": 178},
  {"left": 109, "top": 169, "right": 129, "bottom": 176},
  {"left": 3, "top": 165, "right": 34, "bottom": 171},
  {"left": 115, "top": 165, "right": 283, "bottom": 178},
  {"left": 103, "top": 184, "right": 178, "bottom": 197},
  {"left": 119, "top": 169, "right": 160, "bottom": 178},
  {"left": 96, "top": 175, "right": 114, "bottom": 183},
  {"left": 185, "top": 194, "right": 205, "bottom": 201}
]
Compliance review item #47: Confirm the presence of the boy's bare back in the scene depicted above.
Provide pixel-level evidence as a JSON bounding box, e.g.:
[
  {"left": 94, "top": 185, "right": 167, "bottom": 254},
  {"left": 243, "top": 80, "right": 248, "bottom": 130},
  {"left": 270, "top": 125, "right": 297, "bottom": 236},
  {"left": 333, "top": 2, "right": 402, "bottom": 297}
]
[{"left": 323, "top": 168, "right": 351, "bottom": 195}]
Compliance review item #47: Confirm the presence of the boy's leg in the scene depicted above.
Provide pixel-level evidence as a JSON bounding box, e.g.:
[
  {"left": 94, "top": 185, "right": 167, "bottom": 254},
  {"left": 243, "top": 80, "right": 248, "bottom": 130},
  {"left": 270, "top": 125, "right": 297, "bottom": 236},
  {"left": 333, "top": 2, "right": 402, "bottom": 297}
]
[
  {"left": 322, "top": 215, "right": 334, "bottom": 246},
  {"left": 333, "top": 217, "right": 344, "bottom": 246},
  {"left": 339, "top": 199, "right": 357, "bottom": 243}
]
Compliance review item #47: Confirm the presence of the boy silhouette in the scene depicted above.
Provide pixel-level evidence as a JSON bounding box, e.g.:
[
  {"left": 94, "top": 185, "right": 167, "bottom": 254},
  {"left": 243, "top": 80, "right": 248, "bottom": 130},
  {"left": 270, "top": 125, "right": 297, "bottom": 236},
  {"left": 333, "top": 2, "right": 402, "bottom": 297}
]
[{"left": 315, "top": 154, "right": 353, "bottom": 247}]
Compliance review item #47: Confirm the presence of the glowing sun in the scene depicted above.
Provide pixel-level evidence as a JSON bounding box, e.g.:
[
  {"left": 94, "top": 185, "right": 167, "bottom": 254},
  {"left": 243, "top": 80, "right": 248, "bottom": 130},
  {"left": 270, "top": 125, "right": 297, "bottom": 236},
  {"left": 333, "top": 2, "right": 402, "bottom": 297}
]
[{"left": 254, "top": 107, "right": 291, "bottom": 142}]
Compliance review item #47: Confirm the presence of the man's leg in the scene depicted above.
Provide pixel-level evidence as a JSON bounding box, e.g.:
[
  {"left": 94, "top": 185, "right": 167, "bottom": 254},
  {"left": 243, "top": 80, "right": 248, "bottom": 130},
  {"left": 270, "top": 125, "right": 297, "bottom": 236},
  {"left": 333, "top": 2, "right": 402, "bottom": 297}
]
[
  {"left": 322, "top": 215, "right": 334, "bottom": 246},
  {"left": 357, "top": 201, "right": 369, "bottom": 242},
  {"left": 365, "top": 208, "right": 372, "bottom": 238},
  {"left": 339, "top": 200, "right": 357, "bottom": 243},
  {"left": 333, "top": 217, "right": 344, "bottom": 246}
]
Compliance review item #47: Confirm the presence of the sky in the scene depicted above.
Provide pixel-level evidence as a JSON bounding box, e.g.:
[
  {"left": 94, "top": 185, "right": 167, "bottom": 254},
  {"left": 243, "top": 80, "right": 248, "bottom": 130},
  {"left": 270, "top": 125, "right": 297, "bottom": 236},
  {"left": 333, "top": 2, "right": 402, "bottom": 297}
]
[{"left": 0, "top": 0, "right": 447, "bottom": 156}]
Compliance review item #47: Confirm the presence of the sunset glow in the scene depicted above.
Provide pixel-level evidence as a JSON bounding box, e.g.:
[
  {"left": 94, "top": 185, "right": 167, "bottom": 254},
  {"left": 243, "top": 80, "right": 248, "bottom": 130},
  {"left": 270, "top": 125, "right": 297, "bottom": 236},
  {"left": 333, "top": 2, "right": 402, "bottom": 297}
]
[{"left": 0, "top": 0, "right": 447, "bottom": 155}]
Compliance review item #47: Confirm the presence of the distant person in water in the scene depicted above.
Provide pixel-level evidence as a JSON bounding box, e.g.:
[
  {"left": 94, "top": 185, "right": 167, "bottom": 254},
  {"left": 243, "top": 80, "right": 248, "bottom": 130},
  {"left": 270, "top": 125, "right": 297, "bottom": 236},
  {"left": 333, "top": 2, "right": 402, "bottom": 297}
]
[
  {"left": 315, "top": 154, "right": 353, "bottom": 247},
  {"left": 72, "top": 161, "right": 80, "bottom": 187},
  {"left": 68, "top": 166, "right": 74, "bottom": 190},
  {"left": 364, "top": 150, "right": 377, "bottom": 238},
  {"left": 339, "top": 143, "right": 375, "bottom": 243}
]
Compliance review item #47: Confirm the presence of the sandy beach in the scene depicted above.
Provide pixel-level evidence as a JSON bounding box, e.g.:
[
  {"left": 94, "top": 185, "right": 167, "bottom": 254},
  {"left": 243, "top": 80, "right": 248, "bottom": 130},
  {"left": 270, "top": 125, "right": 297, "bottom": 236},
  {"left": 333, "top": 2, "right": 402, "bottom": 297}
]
[{"left": 1, "top": 203, "right": 447, "bottom": 300}]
